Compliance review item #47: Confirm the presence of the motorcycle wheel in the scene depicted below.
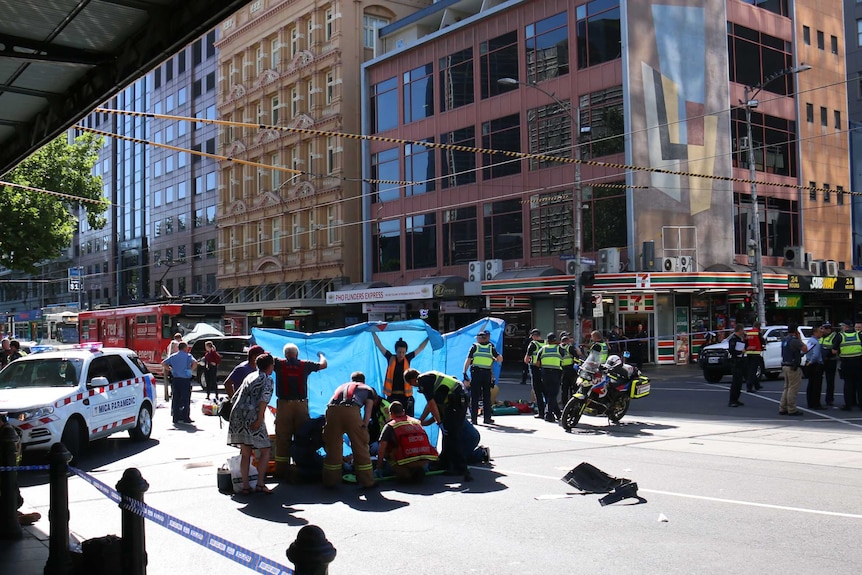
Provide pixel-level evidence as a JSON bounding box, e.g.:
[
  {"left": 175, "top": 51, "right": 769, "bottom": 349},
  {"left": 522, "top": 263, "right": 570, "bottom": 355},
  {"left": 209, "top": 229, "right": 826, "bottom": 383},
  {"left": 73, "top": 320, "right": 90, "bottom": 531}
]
[
  {"left": 561, "top": 397, "right": 586, "bottom": 431},
  {"left": 607, "top": 398, "right": 630, "bottom": 423}
]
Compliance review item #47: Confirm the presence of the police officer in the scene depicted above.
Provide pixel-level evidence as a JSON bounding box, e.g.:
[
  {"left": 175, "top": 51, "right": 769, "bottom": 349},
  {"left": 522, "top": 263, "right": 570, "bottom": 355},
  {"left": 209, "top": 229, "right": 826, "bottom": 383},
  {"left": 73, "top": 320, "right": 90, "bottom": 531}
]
[
  {"left": 726, "top": 324, "right": 747, "bottom": 407},
  {"left": 588, "top": 330, "right": 610, "bottom": 363},
  {"left": 523, "top": 329, "right": 546, "bottom": 419},
  {"left": 537, "top": 333, "right": 565, "bottom": 422},
  {"left": 463, "top": 329, "right": 503, "bottom": 425},
  {"left": 744, "top": 321, "right": 765, "bottom": 392},
  {"left": 819, "top": 322, "right": 837, "bottom": 406},
  {"left": 833, "top": 320, "right": 862, "bottom": 411},
  {"left": 560, "top": 333, "right": 578, "bottom": 406},
  {"left": 411, "top": 369, "right": 472, "bottom": 482}
]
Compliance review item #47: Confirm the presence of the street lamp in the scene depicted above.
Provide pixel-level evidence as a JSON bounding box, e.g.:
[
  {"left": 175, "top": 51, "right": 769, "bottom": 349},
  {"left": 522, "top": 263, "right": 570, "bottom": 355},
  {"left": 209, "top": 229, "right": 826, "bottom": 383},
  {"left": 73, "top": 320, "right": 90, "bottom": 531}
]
[
  {"left": 742, "top": 64, "right": 811, "bottom": 323},
  {"left": 498, "top": 77, "right": 589, "bottom": 346}
]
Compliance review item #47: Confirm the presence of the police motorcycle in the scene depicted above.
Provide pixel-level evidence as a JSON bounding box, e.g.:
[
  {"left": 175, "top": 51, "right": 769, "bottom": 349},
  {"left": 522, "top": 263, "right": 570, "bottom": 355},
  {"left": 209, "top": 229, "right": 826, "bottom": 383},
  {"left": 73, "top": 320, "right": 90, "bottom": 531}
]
[{"left": 560, "top": 351, "right": 651, "bottom": 431}]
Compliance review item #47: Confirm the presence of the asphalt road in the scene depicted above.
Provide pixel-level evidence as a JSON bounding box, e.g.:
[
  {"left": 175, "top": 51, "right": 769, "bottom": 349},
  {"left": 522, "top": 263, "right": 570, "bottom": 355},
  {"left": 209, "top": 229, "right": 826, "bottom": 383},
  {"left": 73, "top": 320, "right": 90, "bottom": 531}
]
[{"left": 17, "top": 364, "right": 862, "bottom": 575}]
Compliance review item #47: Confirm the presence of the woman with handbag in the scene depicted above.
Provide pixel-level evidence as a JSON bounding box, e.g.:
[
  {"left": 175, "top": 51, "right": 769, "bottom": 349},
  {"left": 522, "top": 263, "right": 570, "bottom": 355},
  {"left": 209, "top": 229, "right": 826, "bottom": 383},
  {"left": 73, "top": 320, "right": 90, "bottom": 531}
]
[{"left": 200, "top": 340, "right": 222, "bottom": 400}]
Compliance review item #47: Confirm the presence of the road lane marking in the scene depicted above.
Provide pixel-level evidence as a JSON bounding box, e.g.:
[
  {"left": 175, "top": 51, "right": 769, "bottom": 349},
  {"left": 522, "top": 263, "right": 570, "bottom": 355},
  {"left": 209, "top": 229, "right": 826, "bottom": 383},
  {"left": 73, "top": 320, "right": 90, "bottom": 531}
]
[{"left": 486, "top": 466, "right": 862, "bottom": 519}]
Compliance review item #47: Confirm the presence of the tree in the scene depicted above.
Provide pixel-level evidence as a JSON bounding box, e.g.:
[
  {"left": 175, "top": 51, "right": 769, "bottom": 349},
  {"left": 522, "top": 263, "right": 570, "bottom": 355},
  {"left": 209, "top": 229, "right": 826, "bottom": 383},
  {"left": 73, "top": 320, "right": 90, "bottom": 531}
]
[{"left": 0, "top": 133, "right": 107, "bottom": 272}]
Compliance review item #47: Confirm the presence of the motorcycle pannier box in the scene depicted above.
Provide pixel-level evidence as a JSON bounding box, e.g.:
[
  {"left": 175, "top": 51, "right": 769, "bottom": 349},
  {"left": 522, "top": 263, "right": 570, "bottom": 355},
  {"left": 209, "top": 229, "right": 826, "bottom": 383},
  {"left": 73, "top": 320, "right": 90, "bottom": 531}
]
[{"left": 630, "top": 376, "right": 650, "bottom": 399}]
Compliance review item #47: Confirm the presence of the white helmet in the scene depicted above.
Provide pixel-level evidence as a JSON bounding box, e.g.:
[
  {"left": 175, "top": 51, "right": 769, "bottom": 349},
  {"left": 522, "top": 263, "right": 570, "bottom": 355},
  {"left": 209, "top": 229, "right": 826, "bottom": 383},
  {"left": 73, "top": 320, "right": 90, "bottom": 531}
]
[{"left": 603, "top": 355, "right": 623, "bottom": 371}]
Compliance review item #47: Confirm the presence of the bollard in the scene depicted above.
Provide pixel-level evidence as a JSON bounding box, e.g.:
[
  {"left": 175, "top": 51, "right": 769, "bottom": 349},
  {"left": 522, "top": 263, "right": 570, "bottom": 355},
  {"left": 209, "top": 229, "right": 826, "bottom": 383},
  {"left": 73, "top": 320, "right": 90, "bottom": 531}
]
[
  {"left": 44, "top": 442, "right": 73, "bottom": 575},
  {"left": 286, "top": 525, "right": 336, "bottom": 575},
  {"left": 0, "top": 424, "right": 22, "bottom": 539},
  {"left": 117, "top": 468, "right": 149, "bottom": 575}
]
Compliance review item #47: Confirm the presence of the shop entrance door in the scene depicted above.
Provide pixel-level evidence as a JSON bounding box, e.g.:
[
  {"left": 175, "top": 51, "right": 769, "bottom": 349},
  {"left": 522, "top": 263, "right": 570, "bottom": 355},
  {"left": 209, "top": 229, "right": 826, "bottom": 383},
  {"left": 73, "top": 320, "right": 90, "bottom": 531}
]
[{"left": 621, "top": 313, "right": 653, "bottom": 366}]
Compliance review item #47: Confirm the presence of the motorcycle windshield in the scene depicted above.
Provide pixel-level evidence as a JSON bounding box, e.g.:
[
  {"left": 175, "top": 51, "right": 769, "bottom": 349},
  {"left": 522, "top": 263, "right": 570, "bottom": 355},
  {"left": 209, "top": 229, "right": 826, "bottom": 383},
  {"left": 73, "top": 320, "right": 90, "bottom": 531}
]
[{"left": 580, "top": 358, "right": 601, "bottom": 377}]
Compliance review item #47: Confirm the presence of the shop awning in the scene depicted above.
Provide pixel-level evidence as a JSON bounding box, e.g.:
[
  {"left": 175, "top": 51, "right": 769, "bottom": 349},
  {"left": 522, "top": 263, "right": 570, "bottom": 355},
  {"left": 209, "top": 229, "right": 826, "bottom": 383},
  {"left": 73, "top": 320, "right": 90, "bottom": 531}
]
[
  {"left": 490, "top": 266, "right": 564, "bottom": 280},
  {"left": 407, "top": 275, "right": 467, "bottom": 298}
]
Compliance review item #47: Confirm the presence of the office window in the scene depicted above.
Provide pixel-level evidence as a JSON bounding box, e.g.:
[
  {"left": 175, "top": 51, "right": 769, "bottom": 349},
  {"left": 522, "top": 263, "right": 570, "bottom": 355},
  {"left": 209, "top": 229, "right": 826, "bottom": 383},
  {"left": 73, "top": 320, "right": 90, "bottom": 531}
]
[
  {"left": 256, "top": 46, "right": 264, "bottom": 75},
  {"left": 272, "top": 217, "right": 281, "bottom": 254},
  {"left": 325, "top": 9, "right": 334, "bottom": 40},
  {"left": 806, "top": 103, "right": 814, "bottom": 122},
  {"left": 206, "top": 206, "right": 216, "bottom": 225},
  {"left": 831, "top": 35, "right": 838, "bottom": 54},
  {"left": 364, "top": 15, "right": 389, "bottom": 49},
  {"left": 405, "top": 139, "right": 435, "bottom": 196},
  {"left": 480, "top": 31, "right": 518, "bottom": 99},
  {"left": 439, "top": 48, "right": 474, "bottom": 112},
  {"left": 858, "top": 19, "right": 862, "bottom": 46},
  {"left": 194, "top": 208, "right": 203, "bottom": 228},
  {"left": 802, "top": 26, "right": 810, "bottom": 45},
  {"left": 291, "top": 86, "right": 299, "bottom": 117},
  {"left": 728, "top": 24, "right": 794, "bottom": 96},
  {"left": 271, "top": 96, "right": 280, "bottom": 126},
  {"left": 371, "top": 148, "right": 399, "bottom": 202},
  {"left": 835, "top": 110, "right": 842, "bottom": 129},
  {"left": 257, "top": 222, "right": 265, "bottom": 257},
  {"left": 576, "top": 0, "right": 622, "bottom": 69},
  {"left": 484, "top": 199, "right": 523, "bottom": 260},
  {"left": 373, "top": 219, "right": 400, "bottom": 272},
  {"left": 178, "top": 214, "right": 186, "bottom": 231},
  {"left": 526, "top": 12, "right": 569, "bottom": 84},
  {"left": 292, "top": 213, "right": 301, "bottom": 251},
  {"left": 371, "top": 76, "right": 398, "bottom": 132},
  {"left": 482, "top": 114, "right": 521, "bottom": 179},
  {"left": 528, "top": 101, "right": 572, "bottom": 170},
  {"left": 206, "top": 239, "right": 216, "bottom": 259},
  {"left": 817, "top": 30, "right": 824, "bottom": 50},
  {"left": 406, "top": 214, "right": 437, "bottom": 270},
  {"left": 440, "top": 127, "right": 477, "bottom": 188},
  {"left": 326, "top": 70, "right": 336, "bottom": 104},
  {"left": 165, "top": 216, "right": 173, "bottom": 235},
  {"left": 808, "top": 181, "right": 816, "bottom": 201},
  {"left": 530, "top": 191, "right": 573, "bottom": 256},
  {"left": 154, "top": 220, "right": 162, "bottom": 237},
  {"left": 442, "top": 207, "right": 478, "bottom": 265},
  {"left": 308, "top": 210, "right": 317, "bottom": 249},
  {"left": 326, "top": 136, "right": 337, "bottom": 174},
  {"left": 820, "top": 106, "right": 827, "bottom": 126},
  {"left": 290, "top": 27, "right": 299, "bottom": 58},
  {"left": 272, "top": 153, "right": 282, "bottom": 192},
  {"left": 823, "top": 184, "right": 831, "bottom": 203},
  {"left": 837, "top": 185, "right": 845, "bottom": 206},
  {"left": 271, "top": 38, "right": 280, "bottom": 70}
]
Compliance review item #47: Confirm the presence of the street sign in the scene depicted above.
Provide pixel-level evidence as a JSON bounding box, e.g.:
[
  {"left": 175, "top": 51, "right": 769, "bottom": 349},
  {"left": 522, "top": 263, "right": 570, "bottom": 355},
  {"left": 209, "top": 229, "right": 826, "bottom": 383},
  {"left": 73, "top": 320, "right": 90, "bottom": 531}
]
[{"left": 68, "top": 267, "right": 83, "bottom": 292}]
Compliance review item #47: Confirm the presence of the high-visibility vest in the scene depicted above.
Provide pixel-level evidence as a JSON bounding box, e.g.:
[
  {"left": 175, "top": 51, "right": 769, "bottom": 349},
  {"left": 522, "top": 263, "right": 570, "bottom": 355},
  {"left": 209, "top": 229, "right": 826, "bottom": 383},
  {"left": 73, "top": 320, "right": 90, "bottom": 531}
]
[
  {"left": 384, "top": 356, "right": 412, "bottom": 397},
  {"left": 529, "top": 340, "right": 544, "bottom": 363},
  {"left": 428, "top": 371, "right": 461, "bottom": 398},
  {"left": 540, "top": 344, "right": 562, "bottom": 369},
  {"left": 471, "top": 343, "right": 495, "bottom": 368},
  {"left": 387, "top": 416, "right": 438, "bottom": 464},
  {"left": 839, "top": 332, "right": 862, "bottom": 358},
  {"left": 595, "top": 341, "right": 609, "bottom": 364},
  {"left": 745, "top": 329, "right": 764, "bottom": 355},
  {"left": 820, "top": 332, "right": 836, "bottom": 359},
  {"left": 561, "top": 345, "right": 574, "bottom": 367}
]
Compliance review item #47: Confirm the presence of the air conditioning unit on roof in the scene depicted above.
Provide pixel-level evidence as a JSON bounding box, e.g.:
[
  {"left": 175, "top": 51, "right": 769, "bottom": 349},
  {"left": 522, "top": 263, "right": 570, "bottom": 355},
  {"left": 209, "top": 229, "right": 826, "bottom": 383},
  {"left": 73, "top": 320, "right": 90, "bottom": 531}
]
[
  {"left": 825, "top": 260, "right": 839, "bottom": 277},
  {"left": 679, "top": 255, "right": 695, "bottom": 273},
  {"left": 484, "top": 259, "right": 503, "bottom": 280},
  {"left": 565, "top": 259, "right": 577, "bottom": 276},
  {"left": 468, "top": 260, "right": 483, "bottom": 282},
  {"left": 662, "top": 256, "right": 679, "bottom": 272}
]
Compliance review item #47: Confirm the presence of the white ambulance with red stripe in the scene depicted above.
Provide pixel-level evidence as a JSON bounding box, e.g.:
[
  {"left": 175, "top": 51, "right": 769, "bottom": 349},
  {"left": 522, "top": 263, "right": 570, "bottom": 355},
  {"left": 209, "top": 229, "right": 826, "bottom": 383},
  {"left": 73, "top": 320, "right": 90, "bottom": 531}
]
[{"left": 0, "top": 344, "right": 156, "bottom": 460}]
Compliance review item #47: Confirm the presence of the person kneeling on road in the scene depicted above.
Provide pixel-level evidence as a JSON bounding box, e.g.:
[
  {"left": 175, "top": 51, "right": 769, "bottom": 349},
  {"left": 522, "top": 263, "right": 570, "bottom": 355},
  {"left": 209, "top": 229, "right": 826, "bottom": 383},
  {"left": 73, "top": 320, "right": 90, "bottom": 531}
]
[{"left": 376, "top": 401, "right": 438, "bottom": 483}]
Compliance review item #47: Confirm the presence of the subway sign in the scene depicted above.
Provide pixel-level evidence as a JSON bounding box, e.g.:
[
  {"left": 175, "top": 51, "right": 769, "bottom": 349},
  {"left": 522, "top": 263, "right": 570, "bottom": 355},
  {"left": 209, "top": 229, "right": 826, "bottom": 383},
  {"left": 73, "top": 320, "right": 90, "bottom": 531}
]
[{"left": 788, "top": 275, "right": 855, "bottom": 291}]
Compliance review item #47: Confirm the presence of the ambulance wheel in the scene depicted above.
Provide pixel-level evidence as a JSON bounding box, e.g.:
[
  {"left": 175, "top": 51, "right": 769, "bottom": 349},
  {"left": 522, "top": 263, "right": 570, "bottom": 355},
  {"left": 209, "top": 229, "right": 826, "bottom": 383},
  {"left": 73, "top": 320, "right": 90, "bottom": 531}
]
[{"left": 129, "top": 405, "right": 153, "bottom": 441}]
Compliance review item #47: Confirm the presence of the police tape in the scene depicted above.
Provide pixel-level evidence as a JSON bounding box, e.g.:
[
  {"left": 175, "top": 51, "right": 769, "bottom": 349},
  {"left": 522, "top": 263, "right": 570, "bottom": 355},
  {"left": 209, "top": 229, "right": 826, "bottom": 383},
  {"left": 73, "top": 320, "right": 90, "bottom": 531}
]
[
  {"left": 67, "top": 466, "right": 294, "bottom": 575},
  {"left": 0, "top": 465, "right": 49, "bottom": 471}
]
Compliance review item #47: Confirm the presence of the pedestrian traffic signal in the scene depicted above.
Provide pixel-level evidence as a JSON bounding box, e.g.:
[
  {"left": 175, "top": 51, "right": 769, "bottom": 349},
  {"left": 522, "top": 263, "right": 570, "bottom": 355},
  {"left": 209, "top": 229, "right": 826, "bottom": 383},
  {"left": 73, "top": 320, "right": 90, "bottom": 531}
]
[{"left": 581, "top": 296, "right": 593, "bottom": 318}]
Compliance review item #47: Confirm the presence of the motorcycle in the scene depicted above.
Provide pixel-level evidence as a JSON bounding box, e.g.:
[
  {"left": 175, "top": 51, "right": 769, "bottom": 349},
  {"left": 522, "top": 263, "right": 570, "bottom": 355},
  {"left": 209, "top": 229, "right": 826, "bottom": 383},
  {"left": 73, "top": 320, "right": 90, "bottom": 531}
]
[{"left": 560, "top": 351, "right": 650, "bottom": 431}]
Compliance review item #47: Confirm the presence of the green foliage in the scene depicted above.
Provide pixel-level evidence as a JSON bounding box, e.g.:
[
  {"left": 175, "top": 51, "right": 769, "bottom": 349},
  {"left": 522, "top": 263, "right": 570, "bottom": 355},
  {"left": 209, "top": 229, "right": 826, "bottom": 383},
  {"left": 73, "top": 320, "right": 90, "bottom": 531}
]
[{"left": 0, "top": 133, "right": 106, "bottom": 272}]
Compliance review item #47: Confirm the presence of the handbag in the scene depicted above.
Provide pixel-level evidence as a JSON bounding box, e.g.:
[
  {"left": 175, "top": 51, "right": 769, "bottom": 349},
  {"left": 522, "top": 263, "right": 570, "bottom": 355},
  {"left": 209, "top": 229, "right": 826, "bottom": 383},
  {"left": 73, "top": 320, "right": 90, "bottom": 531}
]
[{"left": 226, "top": 454, "right": 258, "bottom": 492}]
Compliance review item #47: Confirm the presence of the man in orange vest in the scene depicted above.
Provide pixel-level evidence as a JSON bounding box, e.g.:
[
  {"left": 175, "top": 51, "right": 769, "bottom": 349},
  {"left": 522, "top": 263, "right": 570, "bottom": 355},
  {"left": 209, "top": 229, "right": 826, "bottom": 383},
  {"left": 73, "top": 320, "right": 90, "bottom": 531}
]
[
  {"left": 745, "top": 321, "right": 766, "bottom": 392},
  {"left": 372, "top": 332, "right": 429, "bottom": 416},
  {"left": 376, "top": 401, "right": 439, "bottom": 483}
]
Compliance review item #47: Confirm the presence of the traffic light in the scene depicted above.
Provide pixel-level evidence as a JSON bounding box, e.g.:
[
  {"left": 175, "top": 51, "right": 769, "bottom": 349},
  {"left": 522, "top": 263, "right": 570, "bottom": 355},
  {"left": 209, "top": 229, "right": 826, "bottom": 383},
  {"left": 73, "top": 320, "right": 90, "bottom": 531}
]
[
  {"left": 581, "top": 295, "right": 593, "bottom": 318},
  {"left": 566, "top": 284, "right": 575, "bottom": 319}
]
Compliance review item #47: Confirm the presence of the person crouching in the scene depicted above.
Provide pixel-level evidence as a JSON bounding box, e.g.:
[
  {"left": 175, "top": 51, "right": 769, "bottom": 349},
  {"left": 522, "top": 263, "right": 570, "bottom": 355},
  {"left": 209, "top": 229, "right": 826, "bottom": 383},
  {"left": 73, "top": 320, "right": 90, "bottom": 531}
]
[
  {"left": 322, "top": 372, "right": 377, "bottom": 488},
  {"left": 376, "top": 401, "right": 438, "bottom": 483}
]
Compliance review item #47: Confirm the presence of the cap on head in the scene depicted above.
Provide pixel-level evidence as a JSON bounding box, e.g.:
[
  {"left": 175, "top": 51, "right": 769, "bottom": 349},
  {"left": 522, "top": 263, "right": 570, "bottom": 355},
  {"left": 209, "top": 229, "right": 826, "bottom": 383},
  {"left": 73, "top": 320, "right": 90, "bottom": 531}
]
[
  {"left": 821, "top": 322, "right": 832, "bottom": 329},
  {"left": 530, "top": 328, "right": 541, "bottom": 336},
  {"left": 841, "top": 320, "right": 853, "bottom": 327},
  {"left": 477, "top": 330, "right": 490, "bottom": 337},
  {"left": 247, "top": 345, "right": 265, "bottom": 361},
  {"left": 546, "top": 332, "right": 557, "bottom": 342}
]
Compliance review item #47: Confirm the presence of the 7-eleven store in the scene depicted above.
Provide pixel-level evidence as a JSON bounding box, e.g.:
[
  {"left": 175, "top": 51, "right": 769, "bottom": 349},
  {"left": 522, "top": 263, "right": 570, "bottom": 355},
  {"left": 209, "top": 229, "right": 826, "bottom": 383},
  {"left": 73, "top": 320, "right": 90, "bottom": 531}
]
[{"left": 482, "top": 270, "right": 789, "bottom": 365}]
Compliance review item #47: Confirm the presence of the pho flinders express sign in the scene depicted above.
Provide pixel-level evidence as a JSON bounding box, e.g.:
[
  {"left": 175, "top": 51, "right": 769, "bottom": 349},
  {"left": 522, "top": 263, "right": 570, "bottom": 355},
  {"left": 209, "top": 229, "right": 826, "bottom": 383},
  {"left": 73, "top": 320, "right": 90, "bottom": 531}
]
[{"left": 788, "top": 274, "right": 855, "bottom": 291}]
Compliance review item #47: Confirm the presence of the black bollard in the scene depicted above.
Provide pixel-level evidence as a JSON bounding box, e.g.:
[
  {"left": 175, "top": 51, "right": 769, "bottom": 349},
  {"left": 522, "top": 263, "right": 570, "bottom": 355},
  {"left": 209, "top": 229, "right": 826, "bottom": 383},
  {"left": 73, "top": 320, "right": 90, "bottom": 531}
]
[
  {"left": 0, "top": 424, "right": 22, "bottom": 539},
  {"left": 116, "top": 468, "right": 149, "bottom": 575},
  {"left": 286, "top": 525, "right": 337, "bottom": 575},
  {"left": 44, "top": 442, "right": 73, "bottom": 575}
]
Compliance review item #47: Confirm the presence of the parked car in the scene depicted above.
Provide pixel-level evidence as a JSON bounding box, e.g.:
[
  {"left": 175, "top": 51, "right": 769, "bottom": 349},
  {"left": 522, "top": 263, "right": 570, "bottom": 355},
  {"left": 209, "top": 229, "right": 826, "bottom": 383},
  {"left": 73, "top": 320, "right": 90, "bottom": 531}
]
[
  {"left": 698, "top": 325, "right": 813, "bottom": 383},
  {"left": 189, "top": 335, "right": 256, "bottom": 390},
  {"left": 0, "top": 345, "right": 157, "bottom": 460}
]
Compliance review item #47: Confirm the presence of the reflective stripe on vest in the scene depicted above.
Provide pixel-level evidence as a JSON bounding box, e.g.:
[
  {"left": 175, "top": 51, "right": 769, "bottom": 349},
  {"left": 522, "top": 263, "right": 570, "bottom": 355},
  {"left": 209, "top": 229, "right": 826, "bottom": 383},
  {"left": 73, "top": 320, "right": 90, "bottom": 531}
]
[
  {"left": 375, "top": 398, "right": 391, "bottom": 431},
  {"left": 820, "top": 332, "right": 836, "bottom": 357},
  {"left": 840, "top": 332, "right": 862, "bottom": 358},
  {"left": 389, "top": 417, "right": 438, "bottom": 464},
  {"left": 540, "top": 344, "right": 562, "bottom": 369},
  {"left": 433, "top": 373, "right": 460, "bottom": 396},
  {"left": 745, "top": 329, "right": 763, "bottom": 354},
  {"left": 384, "top": 356, "right": 412, "bottom": 397},
  {"left": 472, "top": 343, "right": 495, "bottom": 368}
]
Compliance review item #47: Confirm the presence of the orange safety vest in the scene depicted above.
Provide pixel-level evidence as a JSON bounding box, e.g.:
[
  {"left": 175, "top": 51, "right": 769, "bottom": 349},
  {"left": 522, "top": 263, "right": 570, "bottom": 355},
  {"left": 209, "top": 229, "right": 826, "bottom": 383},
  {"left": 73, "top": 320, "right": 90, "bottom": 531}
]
[
  {"left": 388, "top": 416, "right": 438, "bottom": 464},
  {"left": 384, "top": 356, "right": 412, "bottom": 397},
  {"left": 745, "top": 329, "right": 764, "bottom": 355}
]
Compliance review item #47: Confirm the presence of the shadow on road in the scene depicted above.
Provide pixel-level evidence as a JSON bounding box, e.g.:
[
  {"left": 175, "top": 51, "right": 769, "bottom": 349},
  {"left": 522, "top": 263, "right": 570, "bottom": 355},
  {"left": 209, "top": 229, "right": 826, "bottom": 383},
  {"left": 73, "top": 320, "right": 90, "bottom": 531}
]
[{"left": 565, "top": 420, "right": 678, "bottom": 437}]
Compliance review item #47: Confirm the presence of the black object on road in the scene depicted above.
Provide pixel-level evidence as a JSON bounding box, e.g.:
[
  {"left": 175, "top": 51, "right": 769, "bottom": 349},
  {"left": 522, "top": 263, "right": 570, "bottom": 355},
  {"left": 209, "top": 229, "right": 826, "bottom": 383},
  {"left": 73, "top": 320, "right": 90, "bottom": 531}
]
[{"left": 562, "top": 462, "right": 646, "bottom": 505}]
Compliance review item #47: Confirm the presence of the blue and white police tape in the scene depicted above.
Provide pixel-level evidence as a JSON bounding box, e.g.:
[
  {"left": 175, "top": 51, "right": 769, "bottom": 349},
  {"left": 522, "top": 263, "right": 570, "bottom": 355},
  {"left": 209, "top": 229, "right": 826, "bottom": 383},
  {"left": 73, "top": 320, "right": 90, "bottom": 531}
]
[
  {"left": 69, "top": 467, "right": 294, "bottom": 575},
  {"left": 0, "top": 465, "right": 49, "bottom": 472}
]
